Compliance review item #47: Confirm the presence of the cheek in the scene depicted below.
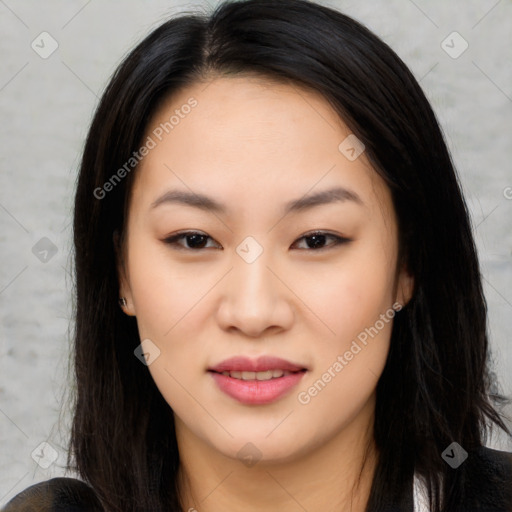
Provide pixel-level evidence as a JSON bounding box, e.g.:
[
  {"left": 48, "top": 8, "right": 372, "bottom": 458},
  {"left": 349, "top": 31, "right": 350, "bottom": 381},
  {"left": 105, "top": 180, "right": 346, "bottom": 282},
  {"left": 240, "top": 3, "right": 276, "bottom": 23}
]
[
  {"left": 306, "top": 240, "right": 397, "bottom": 344},
  {"left": 295, "top": 236, "right": 397, "bottom": 402},
  {"left": 125, "top": 237, "right": 217, "bottom": 406},
  {"left": 127, "top": 236, "right": 211, "bottom": 339}
]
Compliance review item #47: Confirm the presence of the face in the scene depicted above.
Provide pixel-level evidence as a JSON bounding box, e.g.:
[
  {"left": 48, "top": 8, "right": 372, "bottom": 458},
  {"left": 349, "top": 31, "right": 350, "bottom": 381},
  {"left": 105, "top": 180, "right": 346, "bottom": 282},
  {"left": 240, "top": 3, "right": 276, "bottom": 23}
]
[{"left": 117, "top": 74, "right": 413, "bottom": 464}]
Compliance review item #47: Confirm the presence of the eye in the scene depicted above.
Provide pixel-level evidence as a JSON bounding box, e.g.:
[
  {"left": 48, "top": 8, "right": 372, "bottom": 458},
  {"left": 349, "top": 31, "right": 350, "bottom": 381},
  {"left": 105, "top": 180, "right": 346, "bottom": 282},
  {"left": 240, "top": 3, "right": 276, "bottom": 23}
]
[
  {"left": 163, "top": 231, "right": 220, "bottom": 251},
  {"left": 292, "top": 231, "right": 351, "bottom": 250},
  {"left": 163, "top": 230, "right": 351, "bottom": 252}
]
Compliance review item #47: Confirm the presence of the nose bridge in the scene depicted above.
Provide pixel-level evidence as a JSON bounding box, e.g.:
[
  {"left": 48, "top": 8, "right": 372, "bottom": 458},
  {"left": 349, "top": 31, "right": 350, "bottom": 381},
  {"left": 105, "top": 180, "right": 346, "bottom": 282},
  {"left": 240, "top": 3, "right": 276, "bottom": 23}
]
[
  {"left": 216, "top": 235, "right": 293, "bottom": 336},
  {"left": 231, "top": 236, "right": 276, "bottom": 307}
]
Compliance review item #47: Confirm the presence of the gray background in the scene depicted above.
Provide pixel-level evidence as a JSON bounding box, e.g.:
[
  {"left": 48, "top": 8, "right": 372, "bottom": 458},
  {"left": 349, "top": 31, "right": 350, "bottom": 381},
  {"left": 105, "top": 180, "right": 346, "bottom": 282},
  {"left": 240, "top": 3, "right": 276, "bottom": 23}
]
[{"left": 1, "top": 0, "right": 511, "bottom": 505}]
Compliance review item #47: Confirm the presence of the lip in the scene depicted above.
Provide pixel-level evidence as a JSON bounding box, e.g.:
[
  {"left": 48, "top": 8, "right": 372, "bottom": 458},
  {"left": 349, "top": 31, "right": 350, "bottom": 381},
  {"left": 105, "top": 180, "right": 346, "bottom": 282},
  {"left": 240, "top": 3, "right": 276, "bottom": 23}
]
[
  {"left": 207, "top": 355, "right": 308, "bottom": 405},
  {"left": 209, "top": 370, "right": 307, "bottom": 405},
  {"left": 208, "top": 355, "right": 307, "bottom": 373}
]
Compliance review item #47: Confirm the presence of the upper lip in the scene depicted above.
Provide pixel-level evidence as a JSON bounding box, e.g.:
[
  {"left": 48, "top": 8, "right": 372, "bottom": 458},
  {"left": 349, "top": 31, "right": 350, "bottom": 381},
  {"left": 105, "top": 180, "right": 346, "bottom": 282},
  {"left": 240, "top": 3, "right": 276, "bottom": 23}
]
[{"left": 208, "top": 355, "right": 307, "bottom": 373}]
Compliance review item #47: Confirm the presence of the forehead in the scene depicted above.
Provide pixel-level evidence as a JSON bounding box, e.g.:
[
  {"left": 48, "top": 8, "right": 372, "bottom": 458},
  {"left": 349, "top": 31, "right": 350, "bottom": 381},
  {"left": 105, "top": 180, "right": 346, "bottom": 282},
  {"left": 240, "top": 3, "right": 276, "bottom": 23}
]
[{"left": 131, "top": 74, "right": 389, "bottom": 217}]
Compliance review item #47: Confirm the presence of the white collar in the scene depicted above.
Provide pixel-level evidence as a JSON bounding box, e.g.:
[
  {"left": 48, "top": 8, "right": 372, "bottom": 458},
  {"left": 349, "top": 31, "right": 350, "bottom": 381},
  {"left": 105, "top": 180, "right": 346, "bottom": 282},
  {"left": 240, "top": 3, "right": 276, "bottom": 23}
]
[{"left": 413, "top": 473, "right": 430, "bottom": 512}]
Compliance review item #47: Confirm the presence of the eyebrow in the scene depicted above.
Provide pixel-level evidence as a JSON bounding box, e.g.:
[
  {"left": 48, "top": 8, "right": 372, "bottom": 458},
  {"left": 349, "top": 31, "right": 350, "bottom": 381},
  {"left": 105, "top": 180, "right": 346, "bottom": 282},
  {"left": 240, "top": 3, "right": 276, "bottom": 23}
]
[{"left": 150, "top": 186, "right": 363, "bottom": 215}]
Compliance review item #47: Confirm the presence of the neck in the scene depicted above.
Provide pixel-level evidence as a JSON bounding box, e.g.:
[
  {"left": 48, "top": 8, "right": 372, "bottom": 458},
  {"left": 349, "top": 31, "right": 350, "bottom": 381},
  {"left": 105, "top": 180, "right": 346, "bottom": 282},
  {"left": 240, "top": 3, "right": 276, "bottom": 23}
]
[{"left": 175, "top": 397, "right": 378, "bottom": 512}]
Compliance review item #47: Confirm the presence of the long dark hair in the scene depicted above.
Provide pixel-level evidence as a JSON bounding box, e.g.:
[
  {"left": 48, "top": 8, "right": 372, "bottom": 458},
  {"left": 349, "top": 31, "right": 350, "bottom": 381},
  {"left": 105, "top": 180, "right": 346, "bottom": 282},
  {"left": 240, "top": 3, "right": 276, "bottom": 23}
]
[{"left": 69, "top": 1, "right": 510, "bottom": 510}]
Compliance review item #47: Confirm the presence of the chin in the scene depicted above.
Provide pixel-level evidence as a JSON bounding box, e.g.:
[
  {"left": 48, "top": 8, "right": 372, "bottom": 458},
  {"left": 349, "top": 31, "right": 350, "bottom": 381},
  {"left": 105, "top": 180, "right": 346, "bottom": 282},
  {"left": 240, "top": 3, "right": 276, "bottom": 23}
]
[{"left": 207, "top": 426, "right": 311, "bottom": 466}]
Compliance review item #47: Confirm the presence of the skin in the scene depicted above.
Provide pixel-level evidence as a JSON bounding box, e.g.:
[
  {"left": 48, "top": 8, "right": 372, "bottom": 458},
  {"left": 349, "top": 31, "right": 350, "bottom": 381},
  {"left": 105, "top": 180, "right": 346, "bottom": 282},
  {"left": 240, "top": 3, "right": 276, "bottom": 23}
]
[{"left": 117, "top": 74, "right": 414, "bottom": 512}]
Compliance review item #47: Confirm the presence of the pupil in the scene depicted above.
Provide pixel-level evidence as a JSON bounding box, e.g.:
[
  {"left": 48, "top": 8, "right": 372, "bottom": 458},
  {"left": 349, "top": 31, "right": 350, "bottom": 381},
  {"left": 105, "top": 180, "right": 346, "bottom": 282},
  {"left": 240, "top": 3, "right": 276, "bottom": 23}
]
[
  {"left": 308, "top": 234, "right": 325, "bottom": 249},
  {"left": 188, "top": 234, "right": 207, "bottom": 248}
]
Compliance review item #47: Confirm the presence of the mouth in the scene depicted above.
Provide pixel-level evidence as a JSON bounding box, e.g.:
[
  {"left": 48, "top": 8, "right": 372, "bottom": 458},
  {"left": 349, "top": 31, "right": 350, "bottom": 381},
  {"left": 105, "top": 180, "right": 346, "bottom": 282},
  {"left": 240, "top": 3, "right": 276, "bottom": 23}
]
[
  {"left": 208, "top": 369, "right": 307, "bottom": 405},
  {"left": 207, "top": 355, "right": 308, "bottom": 404},
  {"left": 209, "top": 368, "right": 306, "bottom": 381}
]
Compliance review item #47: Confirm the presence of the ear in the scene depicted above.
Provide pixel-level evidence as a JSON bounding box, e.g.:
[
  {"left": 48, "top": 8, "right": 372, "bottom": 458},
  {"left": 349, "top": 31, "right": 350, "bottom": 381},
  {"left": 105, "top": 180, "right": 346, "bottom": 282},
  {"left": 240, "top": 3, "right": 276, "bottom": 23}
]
[
  {"left": 113, "top": 230, "right": 136, "bottom": 317},
  {"left": 394, "top": 263, "right": 414, "bottom": 309}
]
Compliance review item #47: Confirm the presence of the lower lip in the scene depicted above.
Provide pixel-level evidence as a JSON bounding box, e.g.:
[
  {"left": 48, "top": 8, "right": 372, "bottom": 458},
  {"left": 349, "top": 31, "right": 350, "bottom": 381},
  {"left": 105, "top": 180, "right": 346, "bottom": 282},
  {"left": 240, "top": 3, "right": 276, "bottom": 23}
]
[{"left": 209, "top": 371, "right": 306, "bottom": 405}]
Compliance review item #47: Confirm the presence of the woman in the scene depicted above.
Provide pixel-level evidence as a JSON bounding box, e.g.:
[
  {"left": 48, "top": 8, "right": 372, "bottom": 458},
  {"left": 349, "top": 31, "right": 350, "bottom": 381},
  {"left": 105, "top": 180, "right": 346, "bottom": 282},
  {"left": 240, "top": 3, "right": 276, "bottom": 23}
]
[{"left": 3, "top": 0, "right": 511, "bottom": 510}]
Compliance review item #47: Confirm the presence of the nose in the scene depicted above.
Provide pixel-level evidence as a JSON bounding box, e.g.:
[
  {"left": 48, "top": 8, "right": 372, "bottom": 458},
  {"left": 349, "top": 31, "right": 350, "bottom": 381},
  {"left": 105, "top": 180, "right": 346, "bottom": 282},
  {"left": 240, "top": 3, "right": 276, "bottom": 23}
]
[{"left": 215, "top": 247, "right": 294, "bottom": 338}]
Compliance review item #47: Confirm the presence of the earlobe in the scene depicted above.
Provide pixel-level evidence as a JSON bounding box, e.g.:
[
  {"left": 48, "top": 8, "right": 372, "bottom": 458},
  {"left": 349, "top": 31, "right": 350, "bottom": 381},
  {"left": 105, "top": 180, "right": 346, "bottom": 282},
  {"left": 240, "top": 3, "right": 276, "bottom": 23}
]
[
  {"left": 395, "top": 266, "right": 414, "bottom": 309},
  {"left": 118, "top": 296, "right": 136, "bottom": 316},
  {"left": 113, "top": 230, "right": 136, "bottom": 317}
]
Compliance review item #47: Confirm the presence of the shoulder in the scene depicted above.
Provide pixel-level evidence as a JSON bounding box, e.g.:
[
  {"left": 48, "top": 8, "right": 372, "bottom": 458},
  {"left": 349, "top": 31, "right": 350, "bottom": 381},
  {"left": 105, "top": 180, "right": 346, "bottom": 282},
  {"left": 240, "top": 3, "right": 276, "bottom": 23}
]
[
  {"left": 462, "top": 446, "right": 512, "bottom": 511},
  {"left": 468, "top": 446, "right": 512, "bottom": 483},
  {"left": 1, "top": 477, "right": 104, "bottom": 511}
]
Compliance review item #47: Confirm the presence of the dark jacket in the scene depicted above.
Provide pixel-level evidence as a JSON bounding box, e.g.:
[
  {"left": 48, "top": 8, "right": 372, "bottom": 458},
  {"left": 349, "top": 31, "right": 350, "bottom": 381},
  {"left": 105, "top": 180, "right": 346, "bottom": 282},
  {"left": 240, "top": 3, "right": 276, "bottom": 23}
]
[{"left": 2, "top": 447, "right": 511, "bottom": 511}]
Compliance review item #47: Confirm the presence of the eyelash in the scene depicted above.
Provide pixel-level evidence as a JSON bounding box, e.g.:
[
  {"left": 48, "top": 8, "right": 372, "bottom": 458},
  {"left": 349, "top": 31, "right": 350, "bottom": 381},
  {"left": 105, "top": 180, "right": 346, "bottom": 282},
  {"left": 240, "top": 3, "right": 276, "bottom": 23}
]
[{"left": 162, "top": 230, "right": 351, "bottom": 252}]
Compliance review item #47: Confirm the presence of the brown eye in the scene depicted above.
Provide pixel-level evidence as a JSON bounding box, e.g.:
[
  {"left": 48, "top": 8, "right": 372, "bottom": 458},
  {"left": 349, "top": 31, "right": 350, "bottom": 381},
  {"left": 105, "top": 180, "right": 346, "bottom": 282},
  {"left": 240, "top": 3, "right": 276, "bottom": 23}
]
[
  {"left": 292, "top": 231, "right": 351, "bottom": 251},
  {"left": 163, "top": 231, "right": 220, "bottom": 250}
]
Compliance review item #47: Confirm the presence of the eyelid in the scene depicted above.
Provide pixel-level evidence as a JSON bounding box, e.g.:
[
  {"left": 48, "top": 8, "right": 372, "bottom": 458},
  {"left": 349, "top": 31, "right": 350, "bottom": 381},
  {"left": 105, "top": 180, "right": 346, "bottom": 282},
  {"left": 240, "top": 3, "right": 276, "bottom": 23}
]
[{"left": 162, "top": 230, "right": 351, "bottom": 251}]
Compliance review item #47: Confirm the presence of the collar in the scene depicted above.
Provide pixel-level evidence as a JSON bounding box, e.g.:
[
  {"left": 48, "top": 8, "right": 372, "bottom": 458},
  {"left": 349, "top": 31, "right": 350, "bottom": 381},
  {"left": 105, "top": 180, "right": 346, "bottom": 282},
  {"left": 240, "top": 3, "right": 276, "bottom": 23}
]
[{"left": 413, "top": 473, "right": 430, "bottom": 512}]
